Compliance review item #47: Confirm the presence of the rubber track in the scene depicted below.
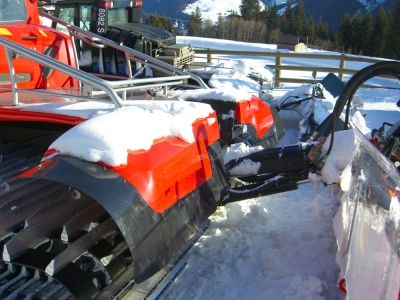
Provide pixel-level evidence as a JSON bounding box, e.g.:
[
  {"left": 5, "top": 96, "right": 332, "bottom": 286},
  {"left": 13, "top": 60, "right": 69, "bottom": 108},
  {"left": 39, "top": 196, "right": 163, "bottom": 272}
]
[{"left": 0, "top": 178, "right": 127, "bottom": 299}]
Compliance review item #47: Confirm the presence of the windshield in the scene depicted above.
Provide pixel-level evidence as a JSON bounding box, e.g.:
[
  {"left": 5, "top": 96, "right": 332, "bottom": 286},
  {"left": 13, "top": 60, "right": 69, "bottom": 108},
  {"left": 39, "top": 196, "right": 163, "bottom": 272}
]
[
  {"left": 107, "top": 8, "right": 128, "bottom": 26},
  {"left": 0, "top": 0, "right": 27, "bottom": 23}
]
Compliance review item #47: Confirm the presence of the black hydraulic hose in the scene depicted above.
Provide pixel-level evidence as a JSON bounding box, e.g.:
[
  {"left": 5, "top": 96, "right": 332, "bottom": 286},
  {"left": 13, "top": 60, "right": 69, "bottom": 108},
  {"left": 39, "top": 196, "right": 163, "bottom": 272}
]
[{"left": 314, "top": 61, "right": 400, "bottom": 160}]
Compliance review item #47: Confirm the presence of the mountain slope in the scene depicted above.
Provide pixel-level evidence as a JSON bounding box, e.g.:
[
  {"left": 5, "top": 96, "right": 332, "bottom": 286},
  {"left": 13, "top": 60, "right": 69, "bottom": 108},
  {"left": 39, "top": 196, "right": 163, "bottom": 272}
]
[
  {"left": 143, "top": 0, "right": 394, "bottom": 30},
  {"left": 304, "top": 0, "right": 365, "bottom": 30}
]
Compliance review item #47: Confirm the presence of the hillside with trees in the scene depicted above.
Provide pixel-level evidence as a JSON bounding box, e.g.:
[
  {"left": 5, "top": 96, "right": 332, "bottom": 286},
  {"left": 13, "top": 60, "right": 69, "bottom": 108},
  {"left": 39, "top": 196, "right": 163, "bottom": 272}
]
[{"left": 184, "top": 0, "right": 400, "bottom": 60}]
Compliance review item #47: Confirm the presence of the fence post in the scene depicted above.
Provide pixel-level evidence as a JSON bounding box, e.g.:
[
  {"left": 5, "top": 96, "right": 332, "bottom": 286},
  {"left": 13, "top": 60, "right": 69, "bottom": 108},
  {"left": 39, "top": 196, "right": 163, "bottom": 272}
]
[
  {"left": 274, "top": 52, "right": 282, "bottom": 88},
  {"left": 207, "top": 49, "right": 212, "bottom": 64},
  {"left": 339, "top": 54, "right": 345, "bottom": 81}
]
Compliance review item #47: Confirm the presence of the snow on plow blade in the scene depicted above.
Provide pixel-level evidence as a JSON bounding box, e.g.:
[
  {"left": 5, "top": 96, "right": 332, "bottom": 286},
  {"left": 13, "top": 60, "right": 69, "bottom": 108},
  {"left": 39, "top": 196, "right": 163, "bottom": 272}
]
[{"left": 334, "top": 127, "right": 400, "bottom": 299}]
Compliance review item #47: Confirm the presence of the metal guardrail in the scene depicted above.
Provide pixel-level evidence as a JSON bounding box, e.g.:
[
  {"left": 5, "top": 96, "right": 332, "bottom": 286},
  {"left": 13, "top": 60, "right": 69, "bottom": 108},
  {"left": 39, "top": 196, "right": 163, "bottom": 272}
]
[{"left": 194, "top": 48, "right": 393, "bottom": 88}]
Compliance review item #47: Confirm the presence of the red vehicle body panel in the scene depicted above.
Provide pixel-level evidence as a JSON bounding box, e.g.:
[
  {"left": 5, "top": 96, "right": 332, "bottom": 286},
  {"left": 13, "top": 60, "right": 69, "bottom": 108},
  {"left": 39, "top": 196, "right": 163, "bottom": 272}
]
[
  {"left": 8, "top": 107, "right": 220, "bottom": 214},
  {"left": 0, "top": 1, "right": 78, "bottom": 90},
  {"left": 111, "top": 111, "right": 220, "bottom": 213},
  {"left": 0, "top": 107, "right": 84, "bottom": 125}
]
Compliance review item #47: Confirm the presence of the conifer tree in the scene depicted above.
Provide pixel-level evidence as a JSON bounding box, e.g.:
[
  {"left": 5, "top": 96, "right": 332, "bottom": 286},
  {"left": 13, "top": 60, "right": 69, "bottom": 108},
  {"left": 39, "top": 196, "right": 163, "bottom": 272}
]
[
  {"left": 294, "top": 0, "right": 306, "bottom": 36},
  {"left": 372, "top": 7, "right": 389, "bottom": 57},
  {"left": 188, "top": 7, "right": 203, "bottom": 36},
  {"left": 306, "top": 16, "right": 315, "bottom": 44},
  {"left": 361, "top": 13, "right": 374, "bottom": 55},
  {"left": 386, "top": 0, "right": 400, "bottom": 59},
  {"left": 240, "top": 0, "right": 261, "bottom": 20},
  {"left": 351, "top": 12, "right": 365, "bottom": 54},
  {"left": 338, "top": 14, "right": 353, "bottom": 52},
  {"left": 216, "top": 13, "right": 225, "bottom": 39},
  {"left": 316, "top": 17, "right": 329, "bottom": 41},
  {"left": 283, "top": 0, "right": 293, "bottom": 33},
  {"left": 267, "top": 3, "right": 279, "bottom": 31}
]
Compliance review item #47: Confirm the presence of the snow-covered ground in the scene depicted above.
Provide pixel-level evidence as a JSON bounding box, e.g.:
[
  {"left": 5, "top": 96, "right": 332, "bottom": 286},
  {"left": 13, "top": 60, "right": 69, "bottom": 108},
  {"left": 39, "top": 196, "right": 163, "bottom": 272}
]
[
  {"left": 158, "top": 37, "right": 399, "bottom": 299},
  {"left": 163, "top": 184, "right": 341, "bottom": 300}
]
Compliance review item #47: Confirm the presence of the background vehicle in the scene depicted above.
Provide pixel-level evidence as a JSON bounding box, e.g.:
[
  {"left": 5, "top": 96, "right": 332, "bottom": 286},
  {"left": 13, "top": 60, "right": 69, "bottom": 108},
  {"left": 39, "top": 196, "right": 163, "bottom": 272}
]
[
  {"left": 51, "top": 0, "right": 195, "bottom": 68},
  {"left": 0, "top": 0, "right": 78, "bottom": 89}
]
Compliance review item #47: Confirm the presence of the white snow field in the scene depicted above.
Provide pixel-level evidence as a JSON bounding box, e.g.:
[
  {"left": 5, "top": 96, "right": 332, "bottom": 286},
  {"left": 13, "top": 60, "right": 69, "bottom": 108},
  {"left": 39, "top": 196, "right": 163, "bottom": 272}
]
[{"left": 158, "top": 37, "right": 399, "bottom": 299}]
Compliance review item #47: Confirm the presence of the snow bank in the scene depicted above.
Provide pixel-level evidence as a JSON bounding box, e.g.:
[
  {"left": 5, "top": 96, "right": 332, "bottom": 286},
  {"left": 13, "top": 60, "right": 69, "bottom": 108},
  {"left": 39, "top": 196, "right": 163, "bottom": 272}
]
[
  {"left": 206, "top": 60, "right": 274, "bottom": 96},
  {"left": 276, "top": 83, "right": 337, "bottom": 128},
  {"left": 177, "top": 36, "right": 277, "bottom": 52},
  {"left": 209, "top": 73, "right": 261, "bottom": 96},
  {"left": 222, "top": 143, "right": 263, "bottom": 164},
  {"left": 49, "top": 101, "right": 214, "bottom": 166},
  {"left": 229, "top": 159, "right": 261, "bottom": 176},
  {"left": 320, "top": 130, "right": 356, "bottom": 185}
]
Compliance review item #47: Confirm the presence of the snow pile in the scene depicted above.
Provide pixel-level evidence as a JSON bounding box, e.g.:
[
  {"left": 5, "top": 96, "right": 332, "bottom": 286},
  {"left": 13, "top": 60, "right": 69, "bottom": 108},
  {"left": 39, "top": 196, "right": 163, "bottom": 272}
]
[
  {"left": 209, "top": 73, "right": 261, "bottom": 96},
  {"left": 49, "top": 101, "right": 214, "bottom": 166},
  {"left": 206, "top": 60, "right": 274, "bottom": 94},
  {"left": 319, "top": 130, "right": 356, "bottom": 185},
  {"left": 229, "top": 159, "right": 261, "bottom": 176},
  {"left": 215, "top": 59, "right": 274, "bottom": 84},
  {"left": 276, "top": 83, "right": 337, "bottom": 127},
  {"left": 222, "top": 143, "right": 265, "bottom": 176},
  {"left": 222, "top": 143, "right": 263, "bottom": 164}
]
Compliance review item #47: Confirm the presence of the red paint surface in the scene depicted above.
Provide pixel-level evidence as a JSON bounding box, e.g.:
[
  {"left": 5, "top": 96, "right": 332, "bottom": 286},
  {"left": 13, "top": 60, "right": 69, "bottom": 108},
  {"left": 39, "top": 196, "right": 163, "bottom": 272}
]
[
  {"left": 0, "top": 1, "right": 78, "bottom": 91},
  {"left": 338, "top": 278, "right": 347, "bottom": 295},
  {"left": 110, "top": 112, "right": 220, "bottom": 213},
  {"left": 0, "top": 107, "right": 85, "bottom": 125},
  {"left": 235, "top": 96, "right": 274, "bottom": 138}
]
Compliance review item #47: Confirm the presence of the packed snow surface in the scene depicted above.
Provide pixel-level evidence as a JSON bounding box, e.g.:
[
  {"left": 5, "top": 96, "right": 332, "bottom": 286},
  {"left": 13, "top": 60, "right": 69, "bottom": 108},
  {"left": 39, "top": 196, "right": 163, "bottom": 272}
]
[
  {"left": 163, "top": 184, "right": 341, "bottom": 300},
  {"left": 177, "top": 36, "right": 276, "bottom": 52},
  {"left": 49, "top": 101, "right": 214, "bottom": 166}
]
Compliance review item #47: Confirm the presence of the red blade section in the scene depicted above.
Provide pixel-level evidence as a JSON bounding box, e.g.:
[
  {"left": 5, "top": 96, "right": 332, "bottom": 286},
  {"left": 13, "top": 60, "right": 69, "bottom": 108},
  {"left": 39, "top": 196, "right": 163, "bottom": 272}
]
[
  {"left": 235, "top": 96, "right": 274, "bottom": 139},
  {"left": 110, "top": 112, "right": 220, "bottom": 213}
]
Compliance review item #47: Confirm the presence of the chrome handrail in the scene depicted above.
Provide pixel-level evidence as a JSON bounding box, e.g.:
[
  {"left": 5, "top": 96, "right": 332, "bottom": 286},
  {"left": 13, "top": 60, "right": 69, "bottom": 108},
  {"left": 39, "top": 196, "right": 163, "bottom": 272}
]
[
  {"left": 0, "top": 36, "right": 123, "bottom": 107},
  {"left": 40, "top": 11, "right": 208, "bottom": 89}
]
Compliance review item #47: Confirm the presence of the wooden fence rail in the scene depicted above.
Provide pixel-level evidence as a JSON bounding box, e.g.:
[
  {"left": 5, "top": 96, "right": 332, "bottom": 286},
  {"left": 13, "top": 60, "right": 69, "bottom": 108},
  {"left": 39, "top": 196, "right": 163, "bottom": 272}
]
[{"left": 194, "top": 49, "right": 392, "bottom": 88}]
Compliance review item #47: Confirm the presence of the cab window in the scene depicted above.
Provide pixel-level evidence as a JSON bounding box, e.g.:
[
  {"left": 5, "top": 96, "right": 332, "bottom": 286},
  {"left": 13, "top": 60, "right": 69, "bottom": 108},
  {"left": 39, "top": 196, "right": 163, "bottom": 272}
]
[
  {"left": 56, "top": 7, "right": 75, "bottom": 33},
  {"left": 107, "top": 8, "right": 128, "bottom": 26},
  {"left": 80, "top": 5, "right": 91, "bottom": 31},
  {"left": 0, "top": 0, "right": 27, "bottom": 23}
]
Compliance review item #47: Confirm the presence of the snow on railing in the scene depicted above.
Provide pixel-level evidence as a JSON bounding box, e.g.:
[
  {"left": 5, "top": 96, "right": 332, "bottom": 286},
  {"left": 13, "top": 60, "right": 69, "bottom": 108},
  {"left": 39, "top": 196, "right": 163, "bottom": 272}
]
[{"left": 194, "top": 48, "right": 396, "bottom": 88}]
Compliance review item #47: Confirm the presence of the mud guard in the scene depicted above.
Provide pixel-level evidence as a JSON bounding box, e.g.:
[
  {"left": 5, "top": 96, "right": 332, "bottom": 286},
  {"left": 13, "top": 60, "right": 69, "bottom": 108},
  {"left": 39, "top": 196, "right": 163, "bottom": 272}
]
[{"left": 26, "top": 143, "right": 228, "bottom": 282}]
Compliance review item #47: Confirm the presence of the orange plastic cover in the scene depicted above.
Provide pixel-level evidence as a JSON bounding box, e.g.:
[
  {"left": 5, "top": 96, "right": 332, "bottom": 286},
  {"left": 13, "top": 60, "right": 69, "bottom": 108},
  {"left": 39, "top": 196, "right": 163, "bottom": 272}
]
[
  {"left": 235, "top": 96, "right": 274, "bottom": 138},
  {"left": 110, "top": 112, "right": 220, "bottom": 213}
]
